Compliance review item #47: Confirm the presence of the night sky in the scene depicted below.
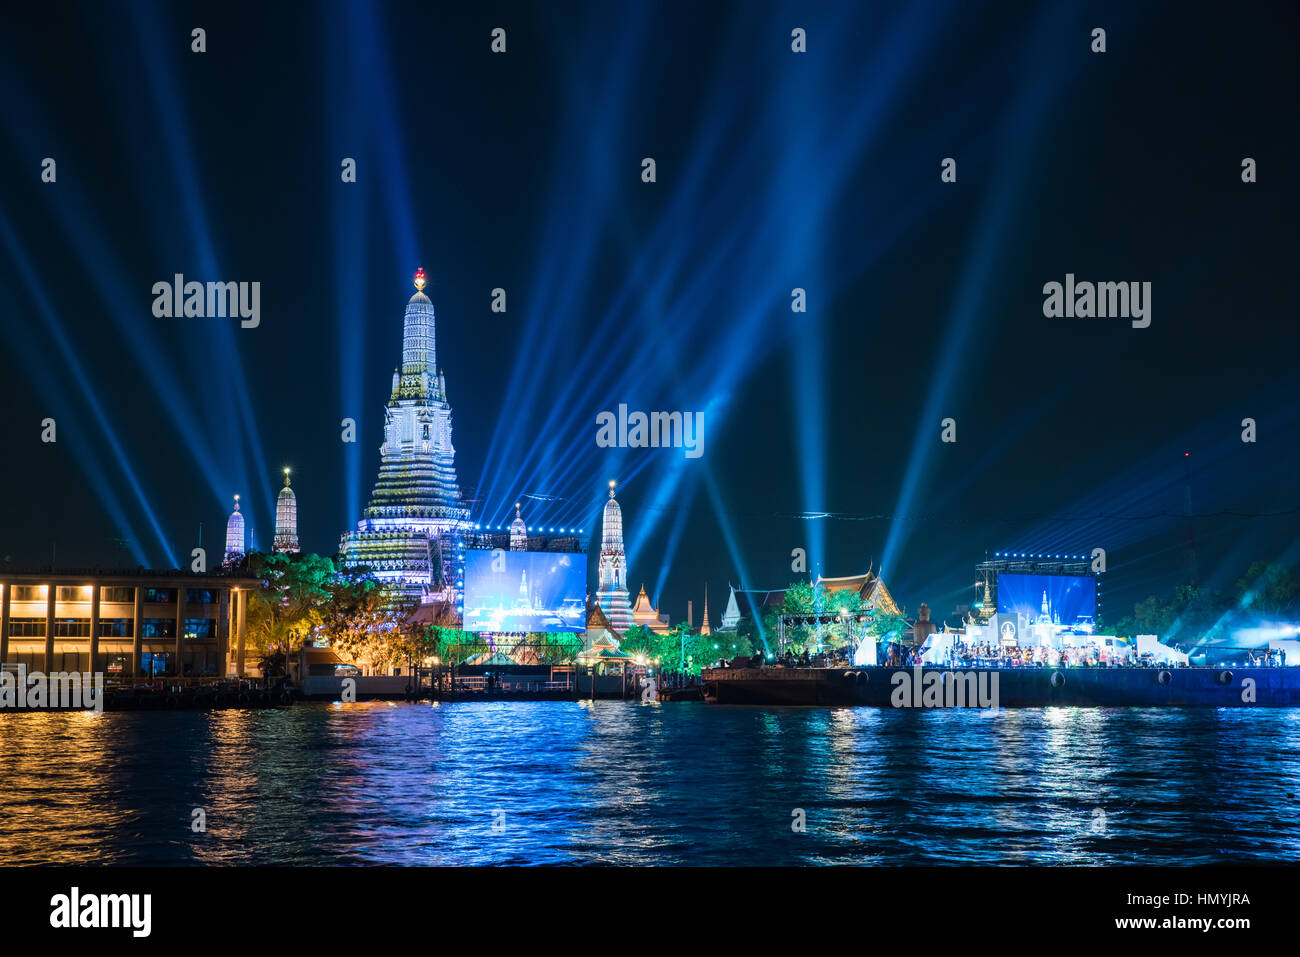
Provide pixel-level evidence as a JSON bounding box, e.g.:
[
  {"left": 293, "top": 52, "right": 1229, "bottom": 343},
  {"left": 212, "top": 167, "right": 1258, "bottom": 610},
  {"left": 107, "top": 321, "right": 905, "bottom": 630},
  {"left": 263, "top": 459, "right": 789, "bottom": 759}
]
[{"left": 1, "top": 1, "right": 1297, "bottom": 628}]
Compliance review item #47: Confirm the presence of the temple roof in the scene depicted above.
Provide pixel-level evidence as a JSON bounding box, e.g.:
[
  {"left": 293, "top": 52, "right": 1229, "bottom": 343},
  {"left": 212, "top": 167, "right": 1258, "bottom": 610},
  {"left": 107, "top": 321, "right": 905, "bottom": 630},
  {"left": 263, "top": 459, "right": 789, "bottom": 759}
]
[
  {"left": 631, "top": 584, "right": 655, "bottom": 614},
  {"left": 815, "top": 571, "right": 901, "bottom": 616},
  {"left": 586, "top": 601, "right": 613, "bottom": 630}
]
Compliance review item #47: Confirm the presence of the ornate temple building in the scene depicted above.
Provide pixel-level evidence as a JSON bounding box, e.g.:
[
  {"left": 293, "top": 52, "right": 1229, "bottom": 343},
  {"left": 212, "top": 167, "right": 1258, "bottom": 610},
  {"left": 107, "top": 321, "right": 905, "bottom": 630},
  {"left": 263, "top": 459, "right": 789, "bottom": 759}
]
[
  {"left": 630, "top": 584, "right": 671, "bottom": 633},
  {"left": 727, "top": 567, "right": 902, "bottom": 632},
  {"left": 272, "top": 468, "right": 300, "bottom": 554},
  {"left": 815, "top": 568, "right": 901, "bottom": 617},
  {"left": 338, "top": 269, "right": 473, "bottom": 603},
  {"left": 224, "top": 494, "right": 245, "bottom": 563},
  {"left": 595, "top": 480, "right": 634, "bottom": 633},
  {"left": 579, "top": 601, "right": 636, "bottom": 674}
]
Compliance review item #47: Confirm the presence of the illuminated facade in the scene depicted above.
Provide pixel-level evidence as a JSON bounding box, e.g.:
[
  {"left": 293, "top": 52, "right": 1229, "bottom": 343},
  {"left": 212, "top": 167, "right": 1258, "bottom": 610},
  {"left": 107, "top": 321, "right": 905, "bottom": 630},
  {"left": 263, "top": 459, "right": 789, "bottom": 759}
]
[
  {"left": 596, "top": 480, "right": 634, "bottom": 633},
  {"left": 510, "top": 501, "right": 527, "bottom": 551},
  {"left": 224, "top": 494, "right": 245, "bottom": 563},
  {"left": 0, "top": 571, "right": 257, "bottom": 677},
  {"left": 339, "top": 269, "right": 472, "bottom": 604},
  {"left": 273, "top": 468, "right": 300, "bottom": 554}
]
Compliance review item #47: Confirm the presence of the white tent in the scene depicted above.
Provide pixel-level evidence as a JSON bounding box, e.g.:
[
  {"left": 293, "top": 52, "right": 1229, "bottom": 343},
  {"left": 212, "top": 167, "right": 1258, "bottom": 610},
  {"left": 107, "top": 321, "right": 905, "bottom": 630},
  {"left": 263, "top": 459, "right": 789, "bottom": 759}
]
[
  {"left": 852, "top": 635, "right": 878, "bottom": 666},
  {"left": 1136, "top": 634, "right": 1189, "bottom": 666}
]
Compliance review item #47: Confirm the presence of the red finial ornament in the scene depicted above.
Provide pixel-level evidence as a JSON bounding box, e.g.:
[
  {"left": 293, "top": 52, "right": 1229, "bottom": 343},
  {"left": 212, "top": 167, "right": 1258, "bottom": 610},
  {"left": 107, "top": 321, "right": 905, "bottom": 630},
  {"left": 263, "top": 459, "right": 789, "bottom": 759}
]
[{"left": 413, "top": 267, "right": 427, "bottom": 291}]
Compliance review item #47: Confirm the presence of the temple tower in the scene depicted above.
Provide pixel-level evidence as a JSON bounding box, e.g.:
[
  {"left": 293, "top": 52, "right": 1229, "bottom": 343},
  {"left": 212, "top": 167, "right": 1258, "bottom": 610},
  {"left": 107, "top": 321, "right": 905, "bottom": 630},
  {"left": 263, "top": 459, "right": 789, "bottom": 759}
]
[
  {"left": 338, "top": 268, "right": 472, "bottom": 603},
  {"left": 273, "top": 468, "right": 300, "bottom": 554},
  {"left": 224, "top": 494, "right": 245, "bottom": 563},
  {"left": 596, "top": 480, "right": 633, "bottom": 632},
  {"left": 510, "top": 501, "right": 528, "bottom": 551}
]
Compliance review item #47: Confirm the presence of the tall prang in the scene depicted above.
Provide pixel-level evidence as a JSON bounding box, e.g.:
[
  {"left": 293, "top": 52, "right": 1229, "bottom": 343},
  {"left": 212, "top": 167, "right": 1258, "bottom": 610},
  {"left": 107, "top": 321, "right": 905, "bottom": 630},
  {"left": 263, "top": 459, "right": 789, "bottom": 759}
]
[
  {"left": 273, "top": 468, "right": 300, "bottom": 554},
  {"left": 509, "top": 501, "right": 528, "bottom": 551},
  {"left": 596, "top": 479, "right": 634, "bottom": 633},
  {"left": 339, "top": 268, "right": 472, "bottom": 604},
  {"left": 224, "top": 494, "right": 245, "bottom": 562}
]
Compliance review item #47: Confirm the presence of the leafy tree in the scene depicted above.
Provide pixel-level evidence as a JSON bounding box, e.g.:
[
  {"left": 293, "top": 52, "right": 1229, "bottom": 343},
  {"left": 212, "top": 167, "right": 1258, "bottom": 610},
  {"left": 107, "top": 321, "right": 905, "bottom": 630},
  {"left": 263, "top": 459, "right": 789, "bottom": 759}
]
[
  {"left": 618, "top": 624, "right": 658, "bottom": 658},
  {"left": 243, "top": 551, "right": 335, "bottom": 656},
  {"left": 320, "top": 567, "right": 411, "bottom": 672},
  {"left": 1233, "top": 561, "right": 1300, "bottom": 617},
  {"left": 753, "top": 581, "right": 874, "bottom": 654}
]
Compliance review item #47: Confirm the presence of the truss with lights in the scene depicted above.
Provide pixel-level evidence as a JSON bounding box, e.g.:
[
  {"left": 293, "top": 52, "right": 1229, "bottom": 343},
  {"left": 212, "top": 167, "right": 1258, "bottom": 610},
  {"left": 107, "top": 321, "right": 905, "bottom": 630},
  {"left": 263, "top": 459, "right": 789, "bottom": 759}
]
[{"left": 775, "top": 608, "right": 874, "bottom": 653}]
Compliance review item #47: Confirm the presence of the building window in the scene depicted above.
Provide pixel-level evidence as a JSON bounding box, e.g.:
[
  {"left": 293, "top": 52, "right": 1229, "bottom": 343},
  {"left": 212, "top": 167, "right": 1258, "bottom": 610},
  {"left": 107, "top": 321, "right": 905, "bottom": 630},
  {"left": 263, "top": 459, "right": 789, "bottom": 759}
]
[
  {"left": 184, "top": 618, "right": 216, "bottom": 640},
  {"left": 185, "top": 589, "right": 216, "bottom": 604},
  {"left": 99, "top": 619, "right": 134, "bottom": 638},
  {"left": 11, "top": 586, "right": 47, "bottom": 602},
  {"left": 56, "top": 586, "right": 90, "bottom": 602},
  {"left": 142, "top": 619, "right": 176, "bottom": 639},
  {"left": 139, "top": 653, "right": 171, "bottom": 677},
  {"left": 54, "top": 619, "right": 91, "bottom": 637},
  {"left": 102, "top": 587, "right": 134, "bottom": 604},
  {"left": 143, "top": 588, "right": 177, "bottom": 604},
  {"left": 9, "top": 618, "right": 46, "bottom": 637}
]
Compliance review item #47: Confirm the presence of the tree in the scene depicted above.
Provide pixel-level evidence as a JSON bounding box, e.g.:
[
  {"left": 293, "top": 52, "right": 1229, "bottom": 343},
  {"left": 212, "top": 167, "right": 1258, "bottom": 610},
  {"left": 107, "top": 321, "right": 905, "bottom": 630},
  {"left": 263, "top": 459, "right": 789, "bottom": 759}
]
[
  {"left": 243, "top": 551, "right": 335, "bottom": 657},
  {"left": 319, "top": 567, "right": 410, "bottom": 672},
  {"left": 754, "top": 581, "right": 873, "bottom": 654},
  {"left": 1234, "top": 561, "right": 1300, "bottom": 617},
  {"left": 618, "top": 624, "right": 658, "bottom": 658}
]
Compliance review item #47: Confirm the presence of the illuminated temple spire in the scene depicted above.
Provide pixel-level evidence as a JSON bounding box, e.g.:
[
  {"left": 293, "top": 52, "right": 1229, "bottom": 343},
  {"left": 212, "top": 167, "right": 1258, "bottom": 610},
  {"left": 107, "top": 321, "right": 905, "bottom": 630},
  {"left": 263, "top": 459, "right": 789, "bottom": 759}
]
[
  {"left": 224, "top": 494, "right": 245, "bottom": 562},
  {"left": 700, "top": 583, "right": 712, "bottom": 636},
  {"left": 719, "top": 584, "right": 740, "bottom": 632},
  {"left": 596, "top": 480, "right": 634, "bottom": 633},
  {"left": 510, "top": 501, "right": 528, "bottom": 551},
  {"left": 273, "top": 468, "right": 300, "bottom": 554},
  {"left": 338, "top": 268, "right": 472, "bottom": 603}
]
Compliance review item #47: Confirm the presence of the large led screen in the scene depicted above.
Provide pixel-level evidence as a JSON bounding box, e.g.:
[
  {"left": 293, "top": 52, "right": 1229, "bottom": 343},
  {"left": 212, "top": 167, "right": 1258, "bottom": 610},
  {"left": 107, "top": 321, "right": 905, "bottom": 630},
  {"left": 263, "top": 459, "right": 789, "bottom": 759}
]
[
  {"left": 462, "top": 549, "right": 588, "bottom": 633},
  {"left": 996, "top": 573, "right": 1096, "bottom": 631}
]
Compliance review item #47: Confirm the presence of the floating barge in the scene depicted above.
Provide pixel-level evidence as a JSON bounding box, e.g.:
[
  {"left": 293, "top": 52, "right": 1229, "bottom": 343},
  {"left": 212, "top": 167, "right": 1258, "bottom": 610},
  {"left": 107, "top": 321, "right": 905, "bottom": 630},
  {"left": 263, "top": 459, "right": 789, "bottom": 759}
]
[{"left": 700, "top": 665, "right": 1300, "bottom": 707}]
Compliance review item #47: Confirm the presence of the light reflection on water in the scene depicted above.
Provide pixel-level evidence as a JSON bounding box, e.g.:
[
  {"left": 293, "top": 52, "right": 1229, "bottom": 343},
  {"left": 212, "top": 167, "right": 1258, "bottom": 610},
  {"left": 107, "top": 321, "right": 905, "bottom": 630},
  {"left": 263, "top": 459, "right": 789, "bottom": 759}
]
[{"left": 1, "top": 702, "right": 1298, "bottom": 865}]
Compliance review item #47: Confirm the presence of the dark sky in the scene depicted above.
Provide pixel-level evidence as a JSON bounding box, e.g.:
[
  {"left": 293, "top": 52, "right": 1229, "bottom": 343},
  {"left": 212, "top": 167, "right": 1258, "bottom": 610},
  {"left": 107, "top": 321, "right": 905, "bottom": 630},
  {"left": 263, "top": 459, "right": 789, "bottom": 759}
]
[{"left": 1, "top": 0, "right": 1297, "bottom": 628}]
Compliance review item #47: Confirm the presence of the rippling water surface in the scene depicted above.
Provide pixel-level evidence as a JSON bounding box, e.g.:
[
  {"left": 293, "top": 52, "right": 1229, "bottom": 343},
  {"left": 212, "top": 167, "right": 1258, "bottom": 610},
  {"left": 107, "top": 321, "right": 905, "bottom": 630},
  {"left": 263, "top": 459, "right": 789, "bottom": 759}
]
[{"left": 2, "top": 702, "right": 1299, "bottom": 865}]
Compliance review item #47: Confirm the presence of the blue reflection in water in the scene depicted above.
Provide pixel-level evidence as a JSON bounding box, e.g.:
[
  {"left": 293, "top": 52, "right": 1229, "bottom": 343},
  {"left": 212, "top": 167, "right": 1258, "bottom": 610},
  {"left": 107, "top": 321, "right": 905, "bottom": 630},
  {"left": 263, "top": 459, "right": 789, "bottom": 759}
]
[{"left": 1, "top": 703, "right": 1298, "bottom": 865}]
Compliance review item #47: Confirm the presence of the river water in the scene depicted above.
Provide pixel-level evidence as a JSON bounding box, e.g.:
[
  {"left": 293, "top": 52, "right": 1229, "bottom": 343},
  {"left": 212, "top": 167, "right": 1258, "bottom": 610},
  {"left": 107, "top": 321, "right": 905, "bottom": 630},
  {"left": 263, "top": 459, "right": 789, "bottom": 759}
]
[{"left": 2, "top": 701, "right": 1298, "bottom": 865}]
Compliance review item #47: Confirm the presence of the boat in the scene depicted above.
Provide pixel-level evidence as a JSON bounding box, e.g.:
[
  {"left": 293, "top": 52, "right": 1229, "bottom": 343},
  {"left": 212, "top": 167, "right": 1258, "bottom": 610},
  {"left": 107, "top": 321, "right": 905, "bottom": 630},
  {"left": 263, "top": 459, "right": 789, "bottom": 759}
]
[{"left": 700, "top": 664, "right": 1300, "bottom": 707}]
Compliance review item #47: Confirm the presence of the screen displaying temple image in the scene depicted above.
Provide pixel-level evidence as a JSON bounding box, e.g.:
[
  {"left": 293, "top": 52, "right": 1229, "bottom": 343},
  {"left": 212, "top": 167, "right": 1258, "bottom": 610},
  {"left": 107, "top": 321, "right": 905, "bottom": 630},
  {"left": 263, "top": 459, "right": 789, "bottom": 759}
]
[
  {"left": 462, "top": 549, "right": 588, "bottom": 633},
  {"left": 996, "top": 573, "right": 1097, "bottom": 631}
]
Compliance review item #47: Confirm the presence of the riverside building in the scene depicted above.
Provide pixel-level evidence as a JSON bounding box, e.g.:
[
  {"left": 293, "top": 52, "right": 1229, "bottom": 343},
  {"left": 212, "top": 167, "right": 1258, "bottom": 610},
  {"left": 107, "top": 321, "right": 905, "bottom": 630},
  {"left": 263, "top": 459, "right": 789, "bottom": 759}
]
[{"left": 0, "top": 570, "right": 258, "bottom": 678}]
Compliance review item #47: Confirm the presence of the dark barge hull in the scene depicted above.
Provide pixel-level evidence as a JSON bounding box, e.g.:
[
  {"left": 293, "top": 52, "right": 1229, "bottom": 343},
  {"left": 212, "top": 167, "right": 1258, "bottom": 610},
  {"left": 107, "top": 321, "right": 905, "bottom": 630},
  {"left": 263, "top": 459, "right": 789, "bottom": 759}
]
[{"left": 700, "top": 666, "right": 1300, "bottom": 707}]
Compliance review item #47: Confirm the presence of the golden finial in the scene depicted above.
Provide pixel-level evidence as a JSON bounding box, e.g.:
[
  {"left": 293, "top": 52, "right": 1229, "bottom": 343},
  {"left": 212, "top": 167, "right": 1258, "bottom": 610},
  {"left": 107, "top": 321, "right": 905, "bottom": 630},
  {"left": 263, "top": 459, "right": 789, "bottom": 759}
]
[
  {"left": 283, "top": 467, "right": 291, "bottom": 487},
  {"left": 413, "top": 267, "right": 427, "bottom": 292},
  {"left": 608, "top": 479, "right": 617, "bottom": 499}
]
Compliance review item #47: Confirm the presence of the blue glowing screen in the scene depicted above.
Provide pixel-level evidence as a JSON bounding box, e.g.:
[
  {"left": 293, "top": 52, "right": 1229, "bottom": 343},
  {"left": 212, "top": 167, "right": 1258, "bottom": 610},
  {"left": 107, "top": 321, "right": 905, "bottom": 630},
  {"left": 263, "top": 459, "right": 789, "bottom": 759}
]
[
  {"left": 463, "top": 549, "right": 588, "bottom": 633},
  {"left": 997, "top": 573, "right": 1096, "bottom": 627}
]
